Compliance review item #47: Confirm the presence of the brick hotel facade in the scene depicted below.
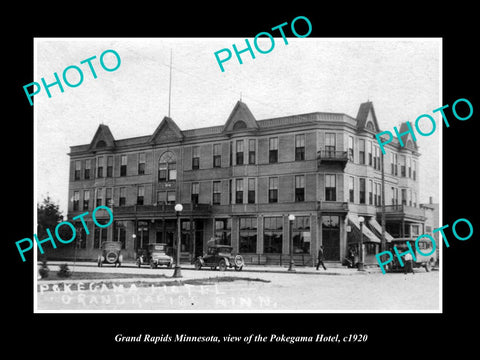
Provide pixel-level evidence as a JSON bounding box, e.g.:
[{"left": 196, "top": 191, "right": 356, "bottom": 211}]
[{"left": 60, "top": 100, "right": 427, "bottom": 265}]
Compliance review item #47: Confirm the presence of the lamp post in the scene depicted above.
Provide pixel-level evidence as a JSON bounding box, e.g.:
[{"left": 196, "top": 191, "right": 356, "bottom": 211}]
[
  {"left": 288, "top": 214, "right": 296, "bottom": 272},
  {"left": 172, "top": 203, "right": 183, "bottom": 278},
  {"left": 358, "top": 216, "right": 365, "bottom": 271}
]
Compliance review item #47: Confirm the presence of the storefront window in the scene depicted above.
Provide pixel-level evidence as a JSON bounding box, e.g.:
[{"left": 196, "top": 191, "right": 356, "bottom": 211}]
[
  {"left": 292, "top": 216, "right": 310, "bottom": 254},
  {"left": 239, "top": 217, "right": 257, "bottom": 253},
  {"left": 215, "top": 218, "right": 232, "bottom": 245},
  {"left": 264, "top": 217, "right": 283, "bottom": 253}
]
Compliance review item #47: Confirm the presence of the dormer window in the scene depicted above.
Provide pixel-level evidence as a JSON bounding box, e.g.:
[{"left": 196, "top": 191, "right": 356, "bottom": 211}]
[
  {"left": 366, "top": 121, "right": 374, "bottom": 131},
  {"left": 233, "top": 120, "right": 247, "bottom": 130},
  {"left": 96, "top": 140, "right": 106, "bottom": 148}
]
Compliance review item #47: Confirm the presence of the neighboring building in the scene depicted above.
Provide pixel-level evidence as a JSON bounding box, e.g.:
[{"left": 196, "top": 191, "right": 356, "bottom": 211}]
[
  {"left": 57, "top": 100, "right": 427, "bottom": 266},
  {"left": 420, "top": 197, "right": 440, "bottom": 264}
]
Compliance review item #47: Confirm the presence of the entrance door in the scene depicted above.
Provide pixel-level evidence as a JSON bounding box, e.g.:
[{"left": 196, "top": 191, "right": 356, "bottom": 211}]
[{"left": 322, "top": 215, "right": 340, "bottom": 261}]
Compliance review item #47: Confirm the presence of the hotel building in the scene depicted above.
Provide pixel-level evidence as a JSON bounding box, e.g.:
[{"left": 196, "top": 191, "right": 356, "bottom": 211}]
[{"left": 60, "top": 100, "right": 426, "bottom": 266}]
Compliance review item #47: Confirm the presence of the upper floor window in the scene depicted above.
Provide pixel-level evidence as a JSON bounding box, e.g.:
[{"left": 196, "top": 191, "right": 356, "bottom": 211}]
[
  {"left": 84, "top": 159, "right": 91, "bottom": 179},
  {"left": 325, "top": 133, "right": 336, "bottom": 155},
  {"left": 248, "top": 139, "right": 256, "bottom": 164},
  {"left": 359, "top": 178, "right": 366, "bottom": 204},
  {"left": 213, "top": 144, "right": 221, "bottom": 168},
  {"left": 268, "top": 177, "right": 278, "bottom": 203},
  {"left": 192, "top": 146, "right": 200, "bottom": 170},
  {"left": 269, "top": 137, "right": 278, "bottom": 164},
  {"left": 248, "top": 178, "right": 255, "bottom": 203},
  {"left": 348, "top": 136, "right": 354, "bottom": 162},
  {"left": 233, "top": 120, "right": 247, "bottom": 130},
  {"left": 349, "top": 176, "right": 354, "bottom": 203},
  {"left": 359, "top": 139, "right": 365, "bottom": 165},
  {"left": 137, "top": 185, "right": 144, "bottom": 205},
  {"left": 295, "top": 175, "right": 305, "bottom": 202},
  {"left": 236, "top": 178, "right": 244, "bottom": 204},
  {"left": 73, "top": 191, "right": 79, "bottom": 210},
  {"left": 107, "top": 156, "right": 113, "bottom": 177},
  {"left": 213, "top": 181, "right": 221, "bottom": 205},
  {"left": 119, "top": 187, "right": 126, "bottom": 206},
  {"left": 120, "top": 155, "right": 127, "bottom": 176},
  {"left": 236, "top": 140, "right": 244, "bottom": 165},
  {"left": 74, "top": 161, "right": 81, "bottom": 180},
  {"left": 367, "top": 141, "right": 372, "bottom": 166},
  {"left": 400, "top": 155, "right": 406, "bottom": 177},
  {"left": 97, "top": 157, "right": 104, "bottom": 178},
  {"left": 295, "top": 134, "right": 305, "bottom": 161},
  {"left": 138, "top": 153, "right": 146, "bottom": 175},
  {"left": 325, "top": 174, "right": 336, "bottom": 201},
  {"left": 83, "top": 190, "right": 90, "bottom": 210},
  {"left": 158, "top": 151, "right": 176, "bottom": 182},
  {"left": 191, "top": 182, "right": 199, "bottom": 205},
  {"left": 413, "top": 160, "right": 417, "bottom": 181}
]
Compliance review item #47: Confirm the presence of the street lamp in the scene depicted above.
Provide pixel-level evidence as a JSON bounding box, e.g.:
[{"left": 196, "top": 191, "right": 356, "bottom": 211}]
[
  {"left": 288, "top": 214, "right": 296, "bottom": 272},
  {"left": 358, "top": 216, "right": 365, "bottom": 271},
  {"left": 172, "top": 203, "right": 183, "bottom": 278}
]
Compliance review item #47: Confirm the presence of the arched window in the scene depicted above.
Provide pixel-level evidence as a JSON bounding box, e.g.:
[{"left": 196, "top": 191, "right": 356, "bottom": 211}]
[
  {"left": 407, "top": 139, "right": 414, "bottom": 149},
  {"left": 366, "top": 121, "right": 374, "bottom": 131},
  {"left": 233, "top": 120, "right": 247, "bottom": 130},
  {"left": 96, "top": 140, "right": 106, "bottom": 148},
  {"left": 158, "top": 151, "right": 176, "bottom": 181}
]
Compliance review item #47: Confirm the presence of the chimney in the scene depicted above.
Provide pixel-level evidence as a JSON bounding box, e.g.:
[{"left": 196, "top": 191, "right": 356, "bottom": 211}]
[{"left": 429, "top": 196, "right": 433, "bottom": 204}]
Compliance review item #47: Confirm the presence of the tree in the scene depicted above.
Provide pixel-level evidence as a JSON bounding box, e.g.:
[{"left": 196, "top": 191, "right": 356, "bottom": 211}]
[{"left": 37, "top": 194, "right": 64, "bottom": 239}]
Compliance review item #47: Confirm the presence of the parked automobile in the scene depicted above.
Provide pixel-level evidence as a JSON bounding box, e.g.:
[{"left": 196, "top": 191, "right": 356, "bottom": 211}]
[
  {"left": 136, "top": 243, "right": 174, "bottom": 268},
  {"left": 386, "top": 238, "right": 437, "bottom": 272},
  {"left": 97, "top": 241, "right": 123, "bottom": 267},
  {"left": 194, "top": 244, "right": 244, "bottom": 271}
]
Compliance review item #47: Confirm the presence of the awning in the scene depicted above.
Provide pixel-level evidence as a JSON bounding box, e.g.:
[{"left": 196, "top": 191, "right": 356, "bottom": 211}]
[
  {"left": 347, "top": 214, "right": 382, "bottom": 244},
  {"left": 368, "top": 218, "right": 394, "bottom": 242}
]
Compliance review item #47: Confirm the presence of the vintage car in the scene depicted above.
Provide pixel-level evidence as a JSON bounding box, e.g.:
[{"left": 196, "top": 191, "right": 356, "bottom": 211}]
[
  {"left": 136, "top": 243, "right": 174, "bottom": 268},
  {"left": 97, "top": 241, "right": 123, "bottom": 267},
  {"left": 385, "top": 237, "right": 437, "bottom": 272},
  {"left": 194, "top": 244, "right": 244, "bottom": 271}
]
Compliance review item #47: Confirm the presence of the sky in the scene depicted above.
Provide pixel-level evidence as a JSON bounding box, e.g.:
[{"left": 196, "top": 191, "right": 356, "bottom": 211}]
[{"left": 35, "top": 38, "right": 441, "bottom": 216}]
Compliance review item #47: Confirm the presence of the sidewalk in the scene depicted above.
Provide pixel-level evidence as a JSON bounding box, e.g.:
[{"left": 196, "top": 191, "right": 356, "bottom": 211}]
[{"left": 42, "top": 260, "right": 381, "bottom": 276}]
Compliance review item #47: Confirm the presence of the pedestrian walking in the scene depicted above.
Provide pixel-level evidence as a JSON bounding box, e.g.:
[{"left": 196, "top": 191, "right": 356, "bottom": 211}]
[
  {"left": 316, "top": 245, "right": 327, "bottom": 270},
  {"left": 404, "top": 252, "right": 414, "bottom": 274}
]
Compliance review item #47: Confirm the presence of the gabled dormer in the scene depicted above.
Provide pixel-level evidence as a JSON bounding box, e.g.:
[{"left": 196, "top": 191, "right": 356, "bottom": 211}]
[
  {"left": 149, "top": 116, "right": 184, "bottom": 144},
  {"left": 89, "top": 124, "right": 115, "bottom": 151},
  {"left": 356, "top": 101, "right": 380, "bottom": 132},
  {"left": 397, "top": 121, "right": 419, "bottom": 151},
  {"left": 222, "top": 101, "right": 259, "bottom": 133}
]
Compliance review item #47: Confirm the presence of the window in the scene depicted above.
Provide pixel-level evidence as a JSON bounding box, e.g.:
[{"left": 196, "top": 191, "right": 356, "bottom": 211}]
[
  {"left": 400, "top": 155, "right": 406, "bottom": 177},
  {"left": 74, "top": 221, "right": 87, "bottom": 249},
  {"left": 395, "top": 188, "right": 399, "bottom": 206},
  {"left": 158, "top": 152, "right": 176, "bottom": 182},
  {"left": 235, "top": 178, "right": 244, "bottom": 204},
  {"left": 215, "top": 218, "right": 231, "bottom": 245},
  {"left": 96, "top": 188, "right": 103, "bottom": 207},
  {"left": 137, "top": 185, "right": 144, "bottom": 205},
  {"left": 348, "top": 136, "right": 354, "bottom": 162},
  {"left": 376, "top": 183, "right": 381, "bottom": 206},
  {"left": 401, "top": 189, "right": 407, "bottom": 205},
  {"left": 84, "top": 159, "right": 91, "bottom": 179},
  {"left": 264, "top": 217, "right": 283, "bottom": 253},
  {"left": 120, "top": 155, "right": 127, "bottom": 177},
  {"left": 119, "top": 187, "right": 126, "bottom": 206},
  {"left": 390, "top": 152, "right": 395, "bottom": 175},
  {"left": 407, "top": 157, "right": 411, "bottom": 178},
  {"left": 167, "top": 191, "right": 176, "bottom": 205},
  {"left": 374, "top": 146, "right": 380, "bottom": 170},
  {"left": 368, "top": 141, "right": 372, "bottom": 166},
  {"left": 239, "top": 217, "right": 257, "bottom": 253},
  {"left": 191, "top": 182, "right": 199, "bottom": 204},
  {"left": 359, "top": 178, "right": 366, "bottom": 204},
  {"left": 73, "top": 191, "right": 79, "bottom": 210},
  {"left": 74, "top": 161, "right": 81, "bottom": 180},
  {"left": 213, "top": 181, "right": 221, "bottom": 205},
  {"left": 394, "top": 153, "right": 398, "bottom": 176},
  {"left": 295, "top": 175, "right": 305, "bottom": 202},
  {"left": 236, "top": 140, "right": 244, "bottom": 165},
  {"left": 409, "top": 189, "right": 412, "bottom": 207},
  {"left": 349, "top": 176, "right": 354, "bottom": 203},
  {"left": 97, "top": 157, "right": 104, "bottom": 178},
  {"left": 103, "top": 156, "right": 112, "bottom": 177},
  {"left": 374, "top": 183, "right": 378, "bottom": 206},
  {"left": 359, "top": 139, "right": 365, "bottom": 165},
  {"left": 325, "top": 174, "right": 336, "bottom": 201},
  {"left": 157, "top": 191, "right": 166, "bottom": 205},
  {"left": 138, "top": 153, "right": 145, "bottom": 175},
  {"left": 106, "top": 188, "right": 112, "bottom": 207},
  {"left": 192, "top": 146, "right": 200, "bottom": 170},
  {"left": 369, "top": 180, "right": 373, "bottom": 205},
  {"left": 83, "top": 190, "right": 90, "bottom": 210},
  {"left": 292, "top": 216, "right": 310, "bottom": 254},
  {"left": 295, "top": 134, "right": 305, "bottom": 161},
  {"left": 373, "top": 146, "right": 378, "bottom": 169},
  {"left": 413, "top": 160, "right": 417, "bottom": 180},
  {"left": 213, "top": 144, "right": 221, "bottom": 168},
  {"left": 269, "top": 137, "right": 278, "bottom": 163},
  {"left": 268, "top": 177, "right": 278, "bottom": 203},
  {"left": 248, "top": 178, "right": 255, "bottom": 204},
  {"left": 325, "top": 133, "right": 336, "bottom": 156},
  {"left": 248, "top": 139, "right": 256, "bottom": 164}
]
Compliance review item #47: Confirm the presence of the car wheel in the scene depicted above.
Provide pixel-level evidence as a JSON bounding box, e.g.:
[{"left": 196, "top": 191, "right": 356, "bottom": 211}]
[
  {"left": 219, "top": 259, "right": 227, "bottom": 271},
  {"left": 194, "top": 260, "right": 202, "bottom": 270}
]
